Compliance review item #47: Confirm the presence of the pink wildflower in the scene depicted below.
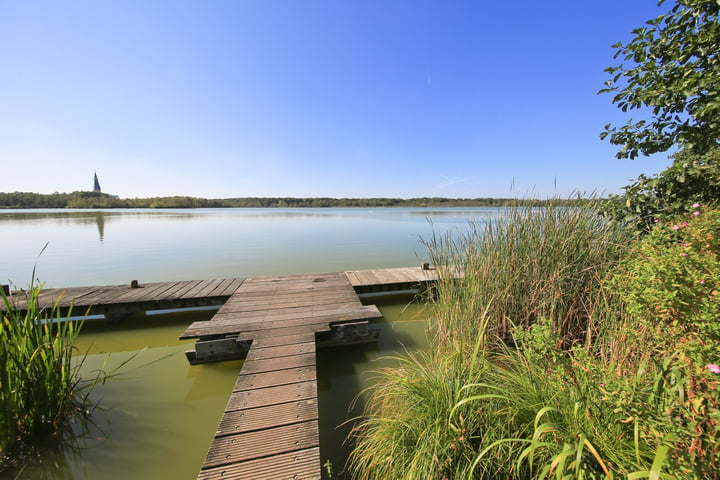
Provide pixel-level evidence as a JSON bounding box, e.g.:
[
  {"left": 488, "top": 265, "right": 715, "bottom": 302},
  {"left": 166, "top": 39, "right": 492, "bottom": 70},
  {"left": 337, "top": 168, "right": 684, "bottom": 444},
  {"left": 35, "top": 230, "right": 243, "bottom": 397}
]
[
  {"left": 692, "top": 203, "right": 700, "bottom": 208},
  {"left": 707, "top": 364, "right": 720, "bottom": 374},
  {"left": 682, "top": 222, "right": 688, "bottom": 227},
  {"left": 672, "top": 225, "right": 680, "bottom": 231},
  {"left": 681, "top": 253, "right": 688, "bottom": 257},
  {"left": 699, "top": 279, "right": 706, "bottom": 285},
  {"left": 693, "top": 211, "right": 700, "bottom": 216}
]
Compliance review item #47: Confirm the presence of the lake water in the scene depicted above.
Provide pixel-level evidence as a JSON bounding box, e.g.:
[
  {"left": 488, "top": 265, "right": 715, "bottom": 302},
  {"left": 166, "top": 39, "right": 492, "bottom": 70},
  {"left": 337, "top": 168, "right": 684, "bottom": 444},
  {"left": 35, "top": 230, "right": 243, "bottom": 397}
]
[{"left": 0, "top": 207, "right": 499, "bottom": 480}]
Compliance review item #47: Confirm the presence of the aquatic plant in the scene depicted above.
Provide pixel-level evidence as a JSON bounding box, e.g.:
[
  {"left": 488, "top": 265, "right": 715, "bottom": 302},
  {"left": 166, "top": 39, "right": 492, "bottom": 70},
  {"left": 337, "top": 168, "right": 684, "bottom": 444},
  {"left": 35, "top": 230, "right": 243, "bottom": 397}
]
[{"left": 0, "top": 283, "right": 99, "bottom": 470}]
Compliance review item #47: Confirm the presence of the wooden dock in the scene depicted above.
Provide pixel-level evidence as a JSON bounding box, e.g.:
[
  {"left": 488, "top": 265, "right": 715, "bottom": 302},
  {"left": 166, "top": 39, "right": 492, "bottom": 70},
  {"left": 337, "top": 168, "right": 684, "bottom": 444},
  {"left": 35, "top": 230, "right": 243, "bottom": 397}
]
[
  {"left": 181, "top": 267, "right": 440, "bottom": 480},
  {"left": 345, "top": 265, "right": 440, "bottom": 293},
  {"left": 4, "top": 278, "right": 243, "bottom": 322},
  {"left": 4, "top": 266, "right": 443, "bottom": 479}
]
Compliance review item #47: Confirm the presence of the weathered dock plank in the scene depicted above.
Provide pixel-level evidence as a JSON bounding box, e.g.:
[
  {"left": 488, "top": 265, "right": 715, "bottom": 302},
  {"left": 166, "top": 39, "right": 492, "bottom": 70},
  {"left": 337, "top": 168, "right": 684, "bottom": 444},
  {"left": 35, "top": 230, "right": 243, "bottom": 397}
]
[
  {"left": 217, "top": 399, "right": 318, "bottom": 436},
  {"left": 179, "top": 270, "right": 381, "bottom": 341},
  {"left": 243, "top": 333, "right": 323, "bottom": 350},
  {"left": 232, "top": 366, "right": 315, "bottom": 391},
  {"left": 226, "top": 380, "right": 318, "bottom": 410},
  {"left": 245, "top": 342, "right": 316, "bottom": 360},
  {"left": 181, "top": 307, "right": 380, "bottom": 339},
  {"left": 202, "top": 420, "right": 320, "bottom": 469},
  {"left": 238, "top": 354, "right": 318, "bottom": 376},
  {"left": 197, "top": 447, "right": 321, "bottom": 480},
  {"left": 345, "top": 266, "right": 441, "bottom": 293},
  {"left": 194, "top": 278, "right": 229, "bottom": 298},
  {"left": 5, "top": 278, "right": 244, "bottom": 321}
]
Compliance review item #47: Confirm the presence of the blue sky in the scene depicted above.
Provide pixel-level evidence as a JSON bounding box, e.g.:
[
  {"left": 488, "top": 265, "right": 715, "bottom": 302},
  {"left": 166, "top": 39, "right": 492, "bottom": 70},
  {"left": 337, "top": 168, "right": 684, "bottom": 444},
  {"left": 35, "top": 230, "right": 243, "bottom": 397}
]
[{"left": 0, "top": 0, "right": 673, "bottom": 199}]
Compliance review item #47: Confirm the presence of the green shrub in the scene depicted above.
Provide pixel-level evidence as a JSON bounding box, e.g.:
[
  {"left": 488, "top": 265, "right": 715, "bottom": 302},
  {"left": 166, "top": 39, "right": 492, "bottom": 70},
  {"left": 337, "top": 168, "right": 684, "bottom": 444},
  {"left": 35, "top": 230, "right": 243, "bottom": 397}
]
[
  {"left": 601, "top": 147, "right": 720, "bottom": 232},
  {"left": 609, "top": 204, "right": 720, "bottom": 360},
  {"left": 604, "top": 205, "right": 720, "bottom": 478}
]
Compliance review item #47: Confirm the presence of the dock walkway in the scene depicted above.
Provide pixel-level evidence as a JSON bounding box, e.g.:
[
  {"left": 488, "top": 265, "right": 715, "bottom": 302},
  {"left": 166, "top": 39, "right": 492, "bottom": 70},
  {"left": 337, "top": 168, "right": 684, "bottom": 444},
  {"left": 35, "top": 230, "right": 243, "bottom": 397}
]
[
  {"left": 181, "top": 267, "right": 441, "bottom": 480},
  {"left": 4, "top": 278, "right": 243, "bottom": 321},
  {"left": 185, "top": 272, "right": 381, "bottom": 479}
]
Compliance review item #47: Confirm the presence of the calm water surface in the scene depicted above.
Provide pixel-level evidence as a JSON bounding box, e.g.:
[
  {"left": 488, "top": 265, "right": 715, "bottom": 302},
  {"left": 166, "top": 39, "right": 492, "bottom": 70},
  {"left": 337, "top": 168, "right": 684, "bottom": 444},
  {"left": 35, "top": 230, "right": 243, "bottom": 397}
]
[
  {"left": 0, "top": 208, "right": 499, "bottom": 480},
  {"left": 2, "top": 207, "right": 500, "bottom": 288}
]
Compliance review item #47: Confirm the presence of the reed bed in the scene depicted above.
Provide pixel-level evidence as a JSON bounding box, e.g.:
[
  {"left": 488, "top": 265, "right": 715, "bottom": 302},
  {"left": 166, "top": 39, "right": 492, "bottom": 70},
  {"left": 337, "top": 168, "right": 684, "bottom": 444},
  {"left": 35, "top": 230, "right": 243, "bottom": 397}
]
[
  {"left": 424, "top": 203, "right": 631, "bottom": 348},
  {"left": 1, "top": 285, "right": 98, "bottom": 470}
]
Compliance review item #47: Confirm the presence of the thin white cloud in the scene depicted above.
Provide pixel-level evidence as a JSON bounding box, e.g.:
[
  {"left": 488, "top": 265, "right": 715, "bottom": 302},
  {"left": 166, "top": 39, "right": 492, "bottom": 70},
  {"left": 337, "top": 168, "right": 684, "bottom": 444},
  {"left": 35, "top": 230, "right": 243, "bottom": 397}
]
[{"left": 431, "top": 176, "right": 475, "bottom": 191}]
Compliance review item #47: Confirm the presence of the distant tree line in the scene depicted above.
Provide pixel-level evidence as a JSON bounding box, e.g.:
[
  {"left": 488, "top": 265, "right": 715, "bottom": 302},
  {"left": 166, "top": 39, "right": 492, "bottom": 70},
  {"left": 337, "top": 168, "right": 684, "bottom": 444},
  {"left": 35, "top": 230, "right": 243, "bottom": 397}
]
[{"left": 0, "top": 191, "right": 584, "bottom": 209}]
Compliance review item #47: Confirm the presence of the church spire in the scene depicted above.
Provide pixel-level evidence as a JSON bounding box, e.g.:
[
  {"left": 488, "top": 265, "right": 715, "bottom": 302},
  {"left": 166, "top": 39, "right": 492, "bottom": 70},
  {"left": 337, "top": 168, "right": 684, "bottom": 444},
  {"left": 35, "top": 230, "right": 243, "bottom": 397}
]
[{"left": 93, "top": 172, "right": 102, "bottom": 193}]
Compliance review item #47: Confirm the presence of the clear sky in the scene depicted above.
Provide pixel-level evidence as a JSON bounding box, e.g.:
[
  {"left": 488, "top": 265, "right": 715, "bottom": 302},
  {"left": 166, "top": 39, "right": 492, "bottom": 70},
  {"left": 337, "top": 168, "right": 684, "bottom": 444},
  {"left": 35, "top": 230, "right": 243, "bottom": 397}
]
[{"left": 0, "top": 0, "right": 674, "bottom": 199}]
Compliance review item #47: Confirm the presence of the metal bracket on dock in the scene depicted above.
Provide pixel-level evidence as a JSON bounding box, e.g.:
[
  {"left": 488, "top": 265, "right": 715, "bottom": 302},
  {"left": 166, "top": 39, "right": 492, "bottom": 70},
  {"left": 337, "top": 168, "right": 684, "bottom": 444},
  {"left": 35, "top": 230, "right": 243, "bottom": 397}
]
[{"left": 185, "top": 337, "right": 252, "bottom": 365}]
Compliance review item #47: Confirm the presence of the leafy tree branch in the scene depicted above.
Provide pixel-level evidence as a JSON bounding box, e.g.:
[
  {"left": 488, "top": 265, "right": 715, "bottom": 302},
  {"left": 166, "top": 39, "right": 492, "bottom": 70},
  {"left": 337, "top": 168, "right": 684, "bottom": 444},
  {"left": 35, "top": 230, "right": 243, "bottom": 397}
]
[{"left": 600, "top": 0, "right": 720, "bottom": 159}]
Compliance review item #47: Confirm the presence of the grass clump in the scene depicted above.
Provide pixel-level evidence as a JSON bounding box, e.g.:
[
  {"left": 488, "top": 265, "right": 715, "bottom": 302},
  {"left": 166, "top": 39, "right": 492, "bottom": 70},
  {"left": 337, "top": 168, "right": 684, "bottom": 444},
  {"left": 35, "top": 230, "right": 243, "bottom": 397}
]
[
  {"left": 348, "top": 345, "right": 492, "bottom": 480},
  {"left": 1, "top": 283, "right": 100, "bottom": 471},
  {"left": 349, "top": 202, "right": 720, "bottom": 479}
]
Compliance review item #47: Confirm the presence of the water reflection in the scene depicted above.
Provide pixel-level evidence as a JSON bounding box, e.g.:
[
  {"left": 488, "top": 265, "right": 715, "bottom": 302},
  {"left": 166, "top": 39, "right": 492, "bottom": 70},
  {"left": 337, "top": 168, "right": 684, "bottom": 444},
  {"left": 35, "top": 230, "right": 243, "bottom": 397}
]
[
  {"left": 0, "top": 209, "right": 206, "bottom": 244},
  {"left": 94, "top": 212, "right": 105, "bottom": 242}
]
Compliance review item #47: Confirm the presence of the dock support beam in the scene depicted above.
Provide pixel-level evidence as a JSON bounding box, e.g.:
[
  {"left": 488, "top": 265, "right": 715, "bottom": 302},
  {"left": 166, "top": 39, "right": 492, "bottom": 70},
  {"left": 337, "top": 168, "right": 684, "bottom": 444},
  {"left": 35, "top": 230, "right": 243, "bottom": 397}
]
[
  {"left": 317, "top": 321, "right": 378, "bottom": 347},
  {"left": 185, "top": 337, "right": 252, "bottom": 365}
]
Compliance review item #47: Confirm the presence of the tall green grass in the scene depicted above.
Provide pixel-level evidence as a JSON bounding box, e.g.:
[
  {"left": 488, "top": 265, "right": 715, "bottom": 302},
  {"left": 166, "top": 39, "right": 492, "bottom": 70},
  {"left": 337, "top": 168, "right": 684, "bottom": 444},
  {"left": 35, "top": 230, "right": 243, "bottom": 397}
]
[{"left": 1, "top": 284, "right": 98, "bottom": 470}]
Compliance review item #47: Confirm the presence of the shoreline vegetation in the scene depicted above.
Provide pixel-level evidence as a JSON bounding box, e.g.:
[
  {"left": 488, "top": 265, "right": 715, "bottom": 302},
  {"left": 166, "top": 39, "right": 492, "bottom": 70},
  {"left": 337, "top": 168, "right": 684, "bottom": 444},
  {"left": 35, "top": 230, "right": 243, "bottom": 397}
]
[
  {"left": 0, "top": 191, "right": 588, "bottom": 209},
  {"left": 349, "top": 202, "right": 720, "bottom": 479}
]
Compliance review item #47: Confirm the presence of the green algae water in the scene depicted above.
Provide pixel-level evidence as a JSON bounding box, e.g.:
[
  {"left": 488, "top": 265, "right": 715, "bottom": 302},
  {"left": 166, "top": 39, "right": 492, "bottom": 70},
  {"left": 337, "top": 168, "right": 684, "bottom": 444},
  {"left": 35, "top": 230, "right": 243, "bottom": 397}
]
[{"left": 0, "top": 208, "right": 497, "bottom": 479}]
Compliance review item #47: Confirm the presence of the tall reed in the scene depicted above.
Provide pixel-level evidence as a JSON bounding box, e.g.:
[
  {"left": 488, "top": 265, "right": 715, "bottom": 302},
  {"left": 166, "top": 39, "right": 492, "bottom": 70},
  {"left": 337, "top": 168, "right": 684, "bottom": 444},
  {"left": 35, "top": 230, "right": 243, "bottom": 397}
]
[
  {"left": 0, "top": 284, "right": 97, "bottom": 469},
  {"left": 423, "top": 203, "right": 631, "bottom": 348}
]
